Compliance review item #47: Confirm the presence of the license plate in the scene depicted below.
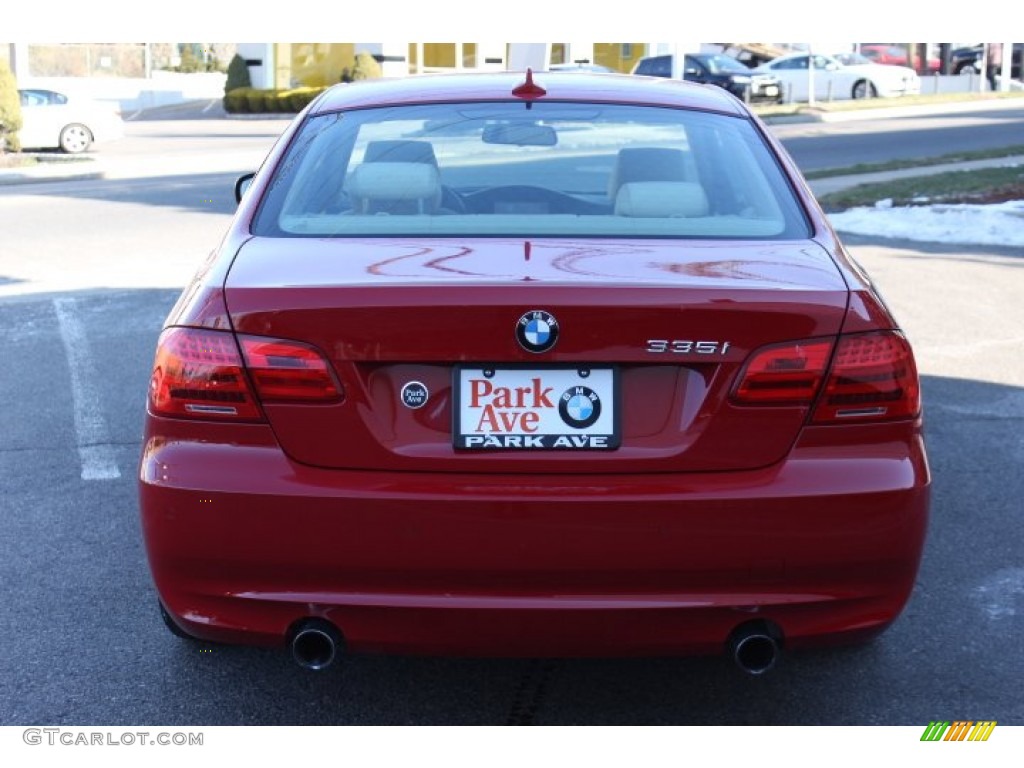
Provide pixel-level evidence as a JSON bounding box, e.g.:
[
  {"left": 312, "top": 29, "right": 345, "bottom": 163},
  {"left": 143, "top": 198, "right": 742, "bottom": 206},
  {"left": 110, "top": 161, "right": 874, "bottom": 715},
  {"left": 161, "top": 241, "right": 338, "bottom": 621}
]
[
  {"left": 454, "top": 366, "right": 619, "bottom": 450},
  {"left": 764, "top": 86, "right": 779, "bottom": 96}
]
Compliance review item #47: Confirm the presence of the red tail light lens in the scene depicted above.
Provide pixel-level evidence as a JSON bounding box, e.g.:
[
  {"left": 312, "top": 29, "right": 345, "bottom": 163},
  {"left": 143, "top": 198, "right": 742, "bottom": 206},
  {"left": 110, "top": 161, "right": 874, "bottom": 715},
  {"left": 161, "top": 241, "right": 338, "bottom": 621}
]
[
  {"left": 149, "top": 330, "right": 343, "bottom": 420},
  {"left": 732, "top": 332, "right": 921, "bottom": 423},
  {"left": 149, "top": 328, "right": 262, "bottom": 420},
  {"left": 732, "top": 339, "right": 833, "bottom": 405},
  {"left": 812, "top": 331, "right": 920, "bottom": 423},
  {"left": 239, "top": 336, "right": 342, "bottom": 403}
]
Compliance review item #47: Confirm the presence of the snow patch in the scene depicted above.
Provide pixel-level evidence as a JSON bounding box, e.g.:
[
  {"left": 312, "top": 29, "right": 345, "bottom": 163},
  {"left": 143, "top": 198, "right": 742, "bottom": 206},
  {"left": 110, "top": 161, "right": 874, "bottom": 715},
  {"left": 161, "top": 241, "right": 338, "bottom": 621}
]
[
  {"left": 937, "top": 390, "right": 1024, "bottom": 418},
  {"left": 829, "top": 200, "right": 1024, "bottom": 247},
  {"left": 972, "top": 568, "right": 1024, "bottom": 620}
]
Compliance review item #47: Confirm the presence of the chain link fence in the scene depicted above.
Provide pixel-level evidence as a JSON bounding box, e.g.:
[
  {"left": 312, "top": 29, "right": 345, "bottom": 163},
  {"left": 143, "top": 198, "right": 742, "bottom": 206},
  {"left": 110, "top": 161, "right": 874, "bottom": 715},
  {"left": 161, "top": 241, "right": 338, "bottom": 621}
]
[{"left": 27, "top": 44, "right": 236, "bottom": 77}]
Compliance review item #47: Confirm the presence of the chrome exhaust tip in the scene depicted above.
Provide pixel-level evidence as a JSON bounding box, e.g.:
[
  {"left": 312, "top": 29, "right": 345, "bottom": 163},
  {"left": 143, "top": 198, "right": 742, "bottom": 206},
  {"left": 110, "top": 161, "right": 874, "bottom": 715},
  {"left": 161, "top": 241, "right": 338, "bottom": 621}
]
[
  {"left": 728, "top": 622, "right": 781, "bottom": 675},
  {"left": 290, "top": 619, "right": 342, "bottom": 671}
]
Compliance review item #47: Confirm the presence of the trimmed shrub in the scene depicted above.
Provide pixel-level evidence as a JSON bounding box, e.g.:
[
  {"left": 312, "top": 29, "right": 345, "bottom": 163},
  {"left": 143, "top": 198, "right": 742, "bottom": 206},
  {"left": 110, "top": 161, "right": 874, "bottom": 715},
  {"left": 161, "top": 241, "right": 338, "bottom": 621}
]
[
  {"left": 245, "top": 89, "right": 268, "bottom": 114},
  {"left": 0, "top": 58, "right": 23, "bottom": 152},
  {"left": 280, "top": 87, "right": 326, "bottom": 113},
  {"left": 223, "top": 88, "right": 250, "bottom": 114},
  {"left": 222, "top": 86, "right": 328, "bottom": 115},
  {"left": 290, "top": 87, "right": 327, "bottom": 112},
  {"left": 351, "top": 52, "right": 382, "bottom": 81}
]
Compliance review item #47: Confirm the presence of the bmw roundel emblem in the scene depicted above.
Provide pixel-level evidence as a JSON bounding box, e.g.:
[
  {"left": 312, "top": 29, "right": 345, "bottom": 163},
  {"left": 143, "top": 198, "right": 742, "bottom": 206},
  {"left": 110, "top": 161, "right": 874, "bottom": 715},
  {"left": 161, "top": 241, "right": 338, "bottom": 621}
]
[
  {"left": 559, "top": 386, "right": 601, "bottom": 429},
  {"left": 516, "top": 310, "right": 559, "bottom": 353}
]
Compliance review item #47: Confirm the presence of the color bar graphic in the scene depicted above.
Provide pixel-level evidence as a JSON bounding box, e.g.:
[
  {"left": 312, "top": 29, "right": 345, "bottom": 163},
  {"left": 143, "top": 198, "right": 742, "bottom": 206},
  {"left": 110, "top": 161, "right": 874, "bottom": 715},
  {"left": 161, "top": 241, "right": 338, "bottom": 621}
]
[{"left": 920, "top": 720, "right": 996, "bottom": 741}]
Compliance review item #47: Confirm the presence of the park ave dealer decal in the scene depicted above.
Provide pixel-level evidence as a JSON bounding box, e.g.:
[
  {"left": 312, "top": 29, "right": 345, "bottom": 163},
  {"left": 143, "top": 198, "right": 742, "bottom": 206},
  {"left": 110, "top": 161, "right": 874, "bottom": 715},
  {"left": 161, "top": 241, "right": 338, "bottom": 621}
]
[{"left": 455, "top": 367, "right": 619, "bottom": 450}]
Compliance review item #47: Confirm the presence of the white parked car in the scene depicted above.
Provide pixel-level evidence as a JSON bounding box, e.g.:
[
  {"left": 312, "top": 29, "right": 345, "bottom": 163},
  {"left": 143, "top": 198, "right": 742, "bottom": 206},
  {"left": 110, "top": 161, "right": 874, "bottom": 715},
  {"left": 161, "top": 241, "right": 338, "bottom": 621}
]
[
  {"left": 752, "top": 53, "right": 920, "bottom": 102},
  {"left": 17, "top": 89, "right": 124, "bottom": 153}
]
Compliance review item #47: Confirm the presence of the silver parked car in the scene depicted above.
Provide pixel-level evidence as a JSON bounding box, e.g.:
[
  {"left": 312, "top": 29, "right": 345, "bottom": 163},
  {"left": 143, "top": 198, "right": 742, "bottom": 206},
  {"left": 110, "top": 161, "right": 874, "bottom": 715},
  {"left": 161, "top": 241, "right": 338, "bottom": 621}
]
[
  {"left": 751, "top": 53, "right": 920, "bottom": 101},
  {"left": 17, "top": 89, "right": 124, "bottom": 153}
]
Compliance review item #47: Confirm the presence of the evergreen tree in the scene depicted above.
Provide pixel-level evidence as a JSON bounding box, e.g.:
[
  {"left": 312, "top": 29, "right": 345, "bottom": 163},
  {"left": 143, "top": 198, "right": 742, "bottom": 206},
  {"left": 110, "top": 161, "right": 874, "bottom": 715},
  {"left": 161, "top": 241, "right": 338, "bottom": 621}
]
[{"left": 225, "top": 54, "right": 252, "bottom": 93}]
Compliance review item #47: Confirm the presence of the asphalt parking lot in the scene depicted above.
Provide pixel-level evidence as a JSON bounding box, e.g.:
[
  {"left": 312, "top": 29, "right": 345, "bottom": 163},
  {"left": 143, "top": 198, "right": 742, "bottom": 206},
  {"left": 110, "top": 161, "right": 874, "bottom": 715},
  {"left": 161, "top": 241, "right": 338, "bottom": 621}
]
[{"left": 0, "top": 114, "right": 1021, "bottom": 727}]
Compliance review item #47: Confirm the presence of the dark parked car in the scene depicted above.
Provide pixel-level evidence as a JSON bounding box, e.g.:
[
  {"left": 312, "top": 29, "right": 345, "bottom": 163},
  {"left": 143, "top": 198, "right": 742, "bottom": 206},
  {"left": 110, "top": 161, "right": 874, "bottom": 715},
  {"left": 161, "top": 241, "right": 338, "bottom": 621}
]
[
  {"left": 632, "top": 53, "right": 784, "bottom": 103},
  {"left": 951, "top": 44, "right": 1023, "bottom": 77}
]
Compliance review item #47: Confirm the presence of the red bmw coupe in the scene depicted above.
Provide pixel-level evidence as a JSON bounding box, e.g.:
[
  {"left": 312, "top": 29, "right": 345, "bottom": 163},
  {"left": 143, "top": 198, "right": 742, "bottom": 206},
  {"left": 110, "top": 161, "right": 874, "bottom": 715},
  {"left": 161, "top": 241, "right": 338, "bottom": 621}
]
[{"left": 139, "top": 71, "right": 929, "bottom": 674}]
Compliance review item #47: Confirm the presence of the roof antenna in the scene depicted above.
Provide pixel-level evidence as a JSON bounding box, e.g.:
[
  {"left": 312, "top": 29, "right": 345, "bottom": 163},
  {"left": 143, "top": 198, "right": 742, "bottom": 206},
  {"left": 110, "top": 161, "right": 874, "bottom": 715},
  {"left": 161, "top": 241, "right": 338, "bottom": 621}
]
[{"left": 512, "top": 68, "right": 547, "bottom": 101}]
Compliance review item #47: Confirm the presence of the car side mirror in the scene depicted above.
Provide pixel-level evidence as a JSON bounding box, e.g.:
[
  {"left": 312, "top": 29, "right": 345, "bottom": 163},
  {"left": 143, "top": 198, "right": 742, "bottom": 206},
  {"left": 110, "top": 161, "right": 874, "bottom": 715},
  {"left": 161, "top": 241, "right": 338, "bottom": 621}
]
[
  {"left": 684, "top": 67, "right": 700, "bottom": 76},
  {"left": 234, "top": 173, "right": 256, "bottom": 204}
]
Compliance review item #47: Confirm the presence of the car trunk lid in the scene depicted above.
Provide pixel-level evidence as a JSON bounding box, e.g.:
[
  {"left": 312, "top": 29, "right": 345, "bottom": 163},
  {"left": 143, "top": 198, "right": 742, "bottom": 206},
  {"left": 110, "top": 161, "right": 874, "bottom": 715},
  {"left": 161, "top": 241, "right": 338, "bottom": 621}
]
[{"left": 223, "top": 237, "right": 848, "bottom": 473}]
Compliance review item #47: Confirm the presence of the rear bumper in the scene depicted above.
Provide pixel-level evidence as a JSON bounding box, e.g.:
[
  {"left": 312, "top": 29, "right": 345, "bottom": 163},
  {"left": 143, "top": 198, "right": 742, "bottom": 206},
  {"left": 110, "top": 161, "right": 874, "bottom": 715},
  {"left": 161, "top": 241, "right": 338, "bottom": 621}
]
[{"left": 139, "top": 417, "right": 929, "bottom": 657}]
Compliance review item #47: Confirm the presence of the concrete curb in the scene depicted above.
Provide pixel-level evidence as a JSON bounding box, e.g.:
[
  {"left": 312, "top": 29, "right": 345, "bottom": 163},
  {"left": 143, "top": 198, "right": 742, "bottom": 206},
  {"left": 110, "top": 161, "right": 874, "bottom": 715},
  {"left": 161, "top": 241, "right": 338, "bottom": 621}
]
[
  {"left": 0, "top": 159, "right": 105, "bottom": 186},
  {"left": 758, "top": 95, "right": 1024, "bottom": 125}
]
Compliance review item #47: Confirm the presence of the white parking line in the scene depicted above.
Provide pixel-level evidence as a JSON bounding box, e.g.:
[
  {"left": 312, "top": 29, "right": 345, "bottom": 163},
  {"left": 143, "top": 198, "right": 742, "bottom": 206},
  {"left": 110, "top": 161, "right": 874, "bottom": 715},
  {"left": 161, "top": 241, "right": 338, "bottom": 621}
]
[
  {"left": 53, "top": 298, "right": 121, "bottom": 481},
  {"left": 201, "top": 99, "right": 216, "bottom": 114}
]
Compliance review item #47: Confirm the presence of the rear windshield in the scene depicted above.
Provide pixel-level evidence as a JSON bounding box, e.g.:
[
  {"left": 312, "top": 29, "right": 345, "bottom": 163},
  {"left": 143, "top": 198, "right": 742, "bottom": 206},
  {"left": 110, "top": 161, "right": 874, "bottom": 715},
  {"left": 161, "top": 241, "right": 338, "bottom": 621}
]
[{"left": 252, "top": 101, "right": 810, "bottom": 240}]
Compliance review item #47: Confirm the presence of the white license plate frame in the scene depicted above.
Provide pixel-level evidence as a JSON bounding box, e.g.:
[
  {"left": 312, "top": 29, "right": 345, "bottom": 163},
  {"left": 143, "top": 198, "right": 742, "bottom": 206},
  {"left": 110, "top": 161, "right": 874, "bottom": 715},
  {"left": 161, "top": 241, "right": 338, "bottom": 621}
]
[{"left": 453, "top": 365, "right": 620, "bottom": 450}]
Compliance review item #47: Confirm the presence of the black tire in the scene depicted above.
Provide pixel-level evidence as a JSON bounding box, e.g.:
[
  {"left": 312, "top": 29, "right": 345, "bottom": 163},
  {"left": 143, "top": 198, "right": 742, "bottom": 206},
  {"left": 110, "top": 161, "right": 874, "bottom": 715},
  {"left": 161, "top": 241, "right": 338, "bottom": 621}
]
[
  {"left": 159, "top": 600, "right": 199, "bottom": 641},
  {"left": 59, "top": 123, "right": 93, "bottom": 154},
  {"left": 851, "top": 80, "right": 878, "bottom": 99}
]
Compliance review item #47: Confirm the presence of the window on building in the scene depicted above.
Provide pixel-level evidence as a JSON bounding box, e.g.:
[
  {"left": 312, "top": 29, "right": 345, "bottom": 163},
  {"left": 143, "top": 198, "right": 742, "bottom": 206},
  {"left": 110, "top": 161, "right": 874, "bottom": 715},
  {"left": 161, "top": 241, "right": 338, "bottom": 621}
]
[{"left": 423, "top": 44, "right": 457, "bottom": 69}]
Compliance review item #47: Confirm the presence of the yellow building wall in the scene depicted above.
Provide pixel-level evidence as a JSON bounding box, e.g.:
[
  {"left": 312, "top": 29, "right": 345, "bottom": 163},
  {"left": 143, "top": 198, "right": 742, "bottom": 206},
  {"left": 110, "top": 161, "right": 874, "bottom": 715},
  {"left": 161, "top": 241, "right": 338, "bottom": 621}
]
[
  {"left": 423, "top": 43, "right": 456, "bottom": 69},
  {"left": 273, "top": 42, "right": 646, "bottom": 83},
  {"left": 593, "top": 43, "right": 646, "bottom": 73},
  {"left": 276, "top": 43, "right": 356, "bottom": 87}
]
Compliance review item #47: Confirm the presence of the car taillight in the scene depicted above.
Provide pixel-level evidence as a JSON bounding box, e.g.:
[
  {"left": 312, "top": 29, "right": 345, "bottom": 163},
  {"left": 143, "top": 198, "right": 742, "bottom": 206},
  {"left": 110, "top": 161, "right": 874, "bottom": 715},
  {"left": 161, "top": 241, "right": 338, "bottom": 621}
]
[
  {"left": 149, "top": 328, "right": 262, "bottom": 420},
  {"left": 731, "top": 339, "right": 833, "bottom": 405},
  {"left": 812, "top": 331, "right": 920, "bottom": 423},
  {"left": 239, "top": 336, "right": 342, "bottom": 403},
  {"left": 732, "top": 332, "right": 921, "bottom": 423},
  {"left": 149, "top": 329, "right": 343, "bottom": 421}
]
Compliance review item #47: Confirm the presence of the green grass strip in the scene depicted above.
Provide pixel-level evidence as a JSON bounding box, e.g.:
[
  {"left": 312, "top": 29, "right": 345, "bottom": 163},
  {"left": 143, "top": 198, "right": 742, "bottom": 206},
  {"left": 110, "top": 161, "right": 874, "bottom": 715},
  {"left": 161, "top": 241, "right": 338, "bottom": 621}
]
[{"left": 818, "top": 165, "right": 1024, "bottom": 210}]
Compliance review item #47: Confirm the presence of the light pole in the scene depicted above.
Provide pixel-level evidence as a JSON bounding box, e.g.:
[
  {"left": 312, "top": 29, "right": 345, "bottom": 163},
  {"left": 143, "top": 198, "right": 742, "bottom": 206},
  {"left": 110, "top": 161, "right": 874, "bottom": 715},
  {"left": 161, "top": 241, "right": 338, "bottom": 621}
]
[{"left": 807, "top": 46, "right": 815, "bottom": 107}]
